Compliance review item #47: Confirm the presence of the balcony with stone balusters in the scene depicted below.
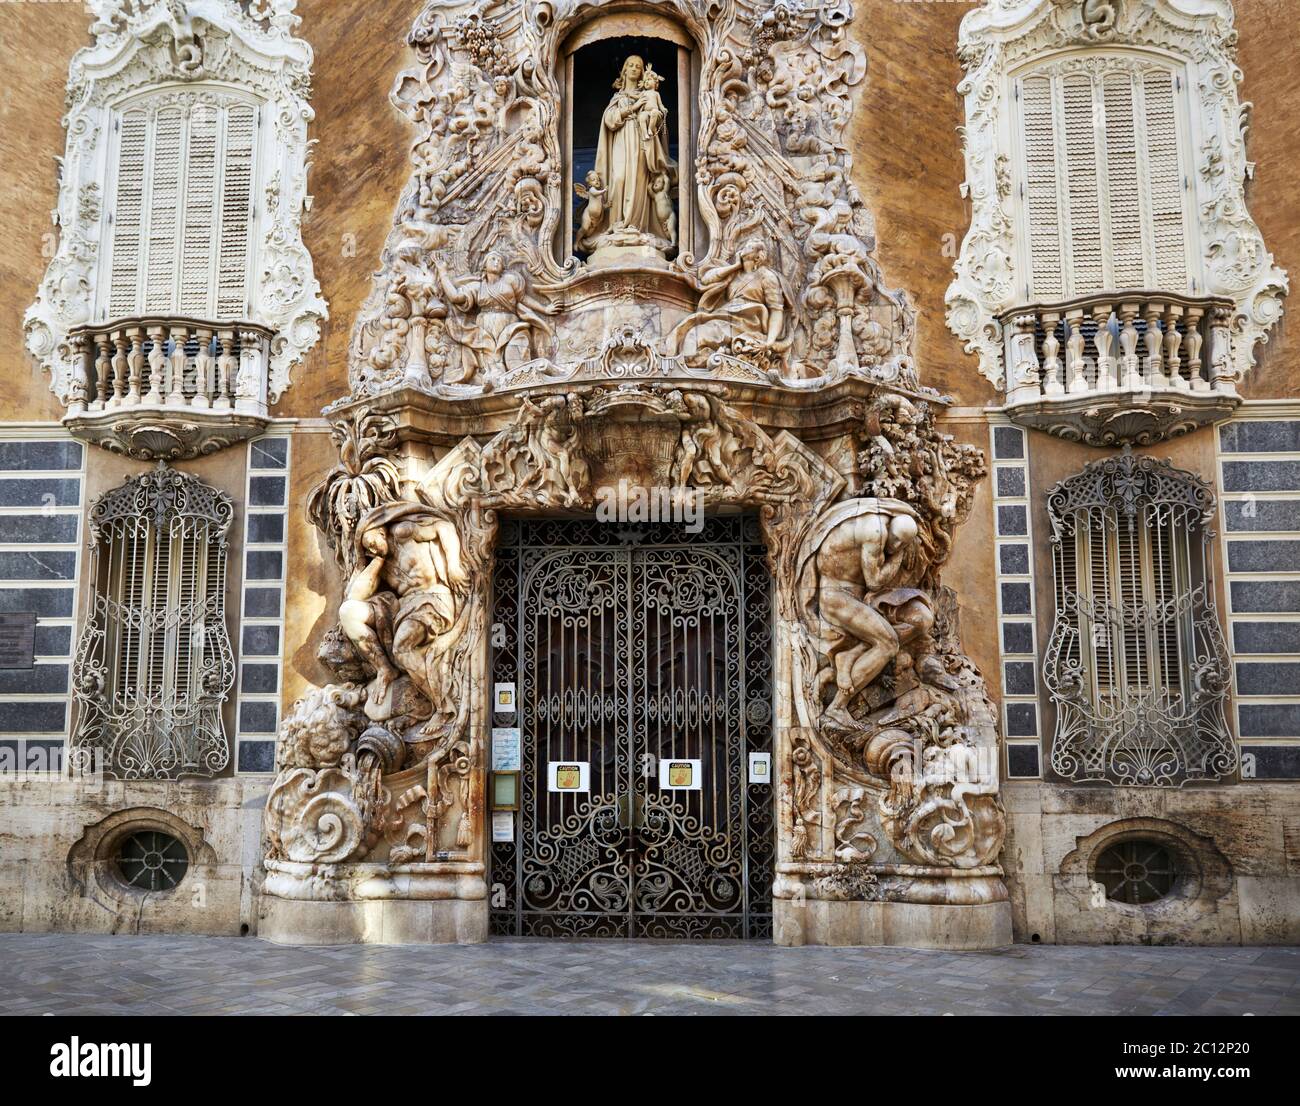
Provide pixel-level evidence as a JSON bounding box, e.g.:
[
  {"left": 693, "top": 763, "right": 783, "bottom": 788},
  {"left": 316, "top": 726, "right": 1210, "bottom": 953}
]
[
  {"left": 996, "top": 292, "right": 1239, "bottom": 446},
  {"left": 62, "top": 317, "right": 276, "bottom": 460}
]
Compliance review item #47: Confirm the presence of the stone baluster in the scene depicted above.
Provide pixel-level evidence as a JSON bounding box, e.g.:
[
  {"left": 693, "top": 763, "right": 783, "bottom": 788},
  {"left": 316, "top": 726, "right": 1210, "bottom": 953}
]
[
  {"left": 1093, "top": 302, "right": 1116, "bottom": 391},
  {"left": 144, "top": 324, "right": 166, "bottom": 404},
  {"left": 1209, "top": 304, "right": 1236, "bottom": 396},
  {"left": 124, "top": 324, "right": 145, "bottom": 405},
  {"left": 1005, "top": 314, "right": 1041, "bottom": 405},
  {"left": 1065, "top": 308, "right": 1087, "bottom": 393},
  {"left": 214, "top": 329, "right": 236, "bottom": 411},
  {"left": 1041, "top": 311, "right": 1063, "bottom": 395},
  {"left": 1143, "top": 301, "right": 1166, "bottom": 388},
  {"left": 110, "top": 329, "right": 129, "bottom": 407},
  {"left": 236, "top": 328, "right": 267, "bottom": 414},
  {"left": 1183, "top": 305, "right": 1206, "bottom": 391},
  {"left": 1163, "top": 304, "right": 1185, "bottom": 390},
  {"left": 1118, "top": 303, "right": 1141, "bottom": 390},
  {"left": 168, "top": 323, "right": 189, "bottom": 405},
  {"left": 66, "top": 332, "right": 91, "bottom": 416},
  {"left": 192, "top": 327, "right": 214, "bottom": 409},
  {"left": 92, "top": 333, "right": 112, "bottom": 411}
]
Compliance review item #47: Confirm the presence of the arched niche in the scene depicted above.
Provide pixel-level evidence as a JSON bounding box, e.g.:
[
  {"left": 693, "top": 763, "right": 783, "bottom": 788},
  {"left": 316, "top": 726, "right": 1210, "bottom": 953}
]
[{"left": 560, "top": 12, "right": 699, "bottom": 264}]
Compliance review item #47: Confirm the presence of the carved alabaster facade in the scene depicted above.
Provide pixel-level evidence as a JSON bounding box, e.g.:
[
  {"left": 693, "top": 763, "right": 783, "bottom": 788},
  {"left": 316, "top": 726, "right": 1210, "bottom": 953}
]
[{"left": 258, "top": 0, "right": 1011, "bottom": 946}]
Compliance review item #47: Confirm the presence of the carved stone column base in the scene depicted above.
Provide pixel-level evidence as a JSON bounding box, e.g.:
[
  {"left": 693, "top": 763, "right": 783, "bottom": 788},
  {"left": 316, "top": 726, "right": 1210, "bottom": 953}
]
[
  {"left": 258, "top": 896, "right": 488, "bottom": 946},
  {"left": 773, "top": 899, "right": 1012, "bottom": 949}
]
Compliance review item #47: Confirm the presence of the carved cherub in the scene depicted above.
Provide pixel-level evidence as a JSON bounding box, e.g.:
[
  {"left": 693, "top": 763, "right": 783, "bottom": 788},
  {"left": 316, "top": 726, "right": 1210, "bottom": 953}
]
[
  {"left": 651, "top": 173, "right": 676, "bottom": 250},
  {"left": 574, "top": 170, "right": 607, "bottom": 252},
  {"left": 636, "top": 64, "right": 668, "bottom": 143}
]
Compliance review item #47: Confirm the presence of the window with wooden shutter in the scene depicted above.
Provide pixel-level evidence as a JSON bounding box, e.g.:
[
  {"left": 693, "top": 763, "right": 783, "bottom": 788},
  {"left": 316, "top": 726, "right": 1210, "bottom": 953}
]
[
  {"left": 1013, "top": 55, "right": 1194, "bottom": 301},
  {"left": 71, "top": 466, "right": 235, "bottom": 779},
  {"left": 1043, "top": 451, "right": 1233, "bottom": 786},
  {"left": 102, "top": 91, "right": 260, "bottom": 322}
]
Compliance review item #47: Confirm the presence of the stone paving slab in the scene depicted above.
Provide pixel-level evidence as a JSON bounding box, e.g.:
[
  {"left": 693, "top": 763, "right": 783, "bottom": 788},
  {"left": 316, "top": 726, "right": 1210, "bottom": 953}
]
[{"left": 0, "top": 934, "right": 1297, "bottom": 1015}]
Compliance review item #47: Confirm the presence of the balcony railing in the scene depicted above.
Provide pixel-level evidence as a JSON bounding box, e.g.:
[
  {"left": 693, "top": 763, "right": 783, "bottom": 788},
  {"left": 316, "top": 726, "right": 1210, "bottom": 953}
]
[
  {"left": 997, "top": 293, "right": 1240, "bottom": 445},
  {"left": 63, "top": 317, "right": 275, "bottom": 459}
]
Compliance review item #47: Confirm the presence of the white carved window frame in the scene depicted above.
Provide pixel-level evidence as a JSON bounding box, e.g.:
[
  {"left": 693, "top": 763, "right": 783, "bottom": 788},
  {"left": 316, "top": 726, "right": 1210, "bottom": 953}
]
[
  {"left": 25, "top": 0, "right": 327, "bottom": 407},
  {"left": 946, "top": 0, "right": 1287, "bottom": 389}
]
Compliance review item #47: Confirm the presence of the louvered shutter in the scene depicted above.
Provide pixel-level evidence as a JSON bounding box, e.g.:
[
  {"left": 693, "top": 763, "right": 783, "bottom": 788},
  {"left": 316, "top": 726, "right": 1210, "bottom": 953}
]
[
  {"left": 1085, "top": 513, "right": 1115, "bottom": 696},
  {"left": 104, "top": 94, "right": 258, "bottom": 320},
  {"left": 1114, "top": 520, "right": 1148, "bottom": 689},
  {"left": 1016, "top": 57, "right": 1193, "bottom": 299}
]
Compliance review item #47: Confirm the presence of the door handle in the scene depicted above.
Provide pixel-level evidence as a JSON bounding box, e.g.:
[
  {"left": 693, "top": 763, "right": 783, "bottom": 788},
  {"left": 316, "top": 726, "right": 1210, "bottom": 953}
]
[{"left": 615, "top": 792, "right": 644, "bottom": 831}]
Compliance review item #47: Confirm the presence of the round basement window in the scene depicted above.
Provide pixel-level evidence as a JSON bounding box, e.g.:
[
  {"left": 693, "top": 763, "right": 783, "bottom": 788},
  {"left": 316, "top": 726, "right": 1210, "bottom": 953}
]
[
  {"left": 114, "top": 830, "right": 189, "bottom": 893},
  {"left": 1094, "top": 840, "right": 1176, "bottom": 905}
]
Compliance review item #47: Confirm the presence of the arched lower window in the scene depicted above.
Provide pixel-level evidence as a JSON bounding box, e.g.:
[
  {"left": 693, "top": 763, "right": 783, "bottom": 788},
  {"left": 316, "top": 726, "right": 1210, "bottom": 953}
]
[
  {"left": 72, "top": 465, "right": 235, "bottom": 779},
  {"left": 1044, "top": 449, "right": 1234, "bottom": 786}
]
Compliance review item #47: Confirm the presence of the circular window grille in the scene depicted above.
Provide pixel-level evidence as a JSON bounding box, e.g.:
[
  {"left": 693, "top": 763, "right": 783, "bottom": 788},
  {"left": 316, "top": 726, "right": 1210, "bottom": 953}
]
[
  {"left": 1094, "top": 841, "right": 1176, "bottom": 905},
  {"left": 114, "top": 831, "right": 189, "bottom": 892}
]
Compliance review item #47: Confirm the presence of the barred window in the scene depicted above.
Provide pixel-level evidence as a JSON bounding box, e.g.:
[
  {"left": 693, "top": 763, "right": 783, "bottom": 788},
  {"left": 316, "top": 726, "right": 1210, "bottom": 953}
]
[
  {"left": 71, "top": 466, "right": 235, "bottom": 779},
  {"left": 1044, "top": 450, "right": 1234, "bottom": 786},
  {"left": 1013, "top": 53, "right": 1195, "bottom": 301},
  {"left": 103, "top": 91, "right": 259, "bottom": 322}
]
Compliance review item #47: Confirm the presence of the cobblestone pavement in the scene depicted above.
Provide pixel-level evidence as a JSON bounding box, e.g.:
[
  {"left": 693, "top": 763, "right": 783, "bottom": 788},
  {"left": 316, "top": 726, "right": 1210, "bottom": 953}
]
[{"left": 1, "top": 934, "right": 1297, "bottom": 1015}]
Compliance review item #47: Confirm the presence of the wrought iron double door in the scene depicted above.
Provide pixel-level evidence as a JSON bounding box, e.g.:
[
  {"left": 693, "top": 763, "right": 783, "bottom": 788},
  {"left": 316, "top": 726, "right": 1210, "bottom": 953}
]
[{"left": 489, "top": 517, "right": 774, "bottom": 939}]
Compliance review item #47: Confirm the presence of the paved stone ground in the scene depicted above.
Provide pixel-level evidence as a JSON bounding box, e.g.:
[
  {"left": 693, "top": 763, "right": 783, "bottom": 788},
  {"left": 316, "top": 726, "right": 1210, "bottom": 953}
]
[{"left": 0, "top": 933, "right": 1297, "bottom": 1015}]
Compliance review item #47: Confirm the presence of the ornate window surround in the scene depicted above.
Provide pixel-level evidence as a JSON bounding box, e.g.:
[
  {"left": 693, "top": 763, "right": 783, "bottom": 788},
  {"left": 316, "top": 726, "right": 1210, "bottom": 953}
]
[
  {"left": 946, "top": 0, "right": 1287, "bottom": 420},
  {"left": 1043, "top": 449, "right": 1235, "bottom": 786},
  {"left": 24, "top": 0, "right": 327, "bottom": 439}
]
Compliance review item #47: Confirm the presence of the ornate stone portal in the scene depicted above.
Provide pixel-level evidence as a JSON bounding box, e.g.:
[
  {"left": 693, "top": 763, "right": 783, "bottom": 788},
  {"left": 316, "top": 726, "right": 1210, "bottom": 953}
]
[{"left": 259, "top": 0, "right": 1011, "bottom": 947}]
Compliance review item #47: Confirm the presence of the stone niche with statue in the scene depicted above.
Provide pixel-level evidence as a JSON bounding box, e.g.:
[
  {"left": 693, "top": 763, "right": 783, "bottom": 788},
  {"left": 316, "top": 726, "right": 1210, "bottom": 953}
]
[{"left": 258, "top": 0, "right": 1012, "bottom": 948}]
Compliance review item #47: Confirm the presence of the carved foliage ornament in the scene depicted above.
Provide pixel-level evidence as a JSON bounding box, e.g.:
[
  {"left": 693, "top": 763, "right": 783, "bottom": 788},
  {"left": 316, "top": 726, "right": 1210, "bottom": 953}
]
[
  {"left": 26, "top": 0, "right": 327, "bottom": 405},
  {"left": 947, "top": 0, "right": 1287, "bottom": 387},
  {"left": 347, "top": 0, "right": 915, "bottom": 398}
]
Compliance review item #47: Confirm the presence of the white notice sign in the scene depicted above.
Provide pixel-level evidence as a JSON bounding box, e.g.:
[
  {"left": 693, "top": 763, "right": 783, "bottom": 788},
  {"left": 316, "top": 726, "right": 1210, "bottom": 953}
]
[
  {"left": 492, "top": 811, "right": 514, "bottom": 843},
  {"left": 748, "top": 751, "right": 772, "bottom": 784},
  {"left": 492, "top": 727, "right": 521, "bottom": 772},
  {"left": 658, "top": 758, "right": 702, "bottom": 791},
  {"left": 548, "top": 761, "right": 590, "bottom": 793},
  {"left": 494, "top": 683, "right": 517, "bottom": 714}
]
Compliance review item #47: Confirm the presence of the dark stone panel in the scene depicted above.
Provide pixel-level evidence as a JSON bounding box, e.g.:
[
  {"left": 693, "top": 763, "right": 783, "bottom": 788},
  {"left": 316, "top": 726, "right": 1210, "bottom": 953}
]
[
  {"left": 241, "top": 663, "right": 279, "bottom": 694},
  {"left": 0, "top": 700, "right": 66, "bottom": 733},
  {"left": 1005, "top": 701, "right": 1037, "bottom": 737},
  {"left": 246, "top": 513, "right": 285, "bottom": 545},
  {"left": 1001, "top": 581, "right": 1032, "bottom": 615},
  {"left": 1220, "top": 421, "right": 1300, "bottom": 454},
  {"left": 993, "top": 426, "right": 1024, "bottom": 460},
  {"left": 243, "top": 588, "right": 282, "bottom": 618},
  {"left": 245, "top": 550, "right": 283, "bottom": 581},
  {"left": 1227, "top": 540, "right": 1300, "bottom": 574},
  {"left": 0, "top": 551, "right": 76, "bottom": 581},
  {"left": 1002, "top": 621, "right": 1035, "bottom": 655},
  {"left": 1007, "top": 743, "right": 1040, "bottom": 779},
  {"left": 1235, "top": 662, "right": 1300, "bottom": 696},
  {"left": 239, "top": 700, "right": 278, "bottom": 734},
  {"left": 1231, "top": 580, "right": 1300, "bottom": 613},
  {"left": 1224, "top": 499, "right": 1300, "bottom": 533},
  {"left": 1004, "top": 661, "right": 1036, "bottom": 695},
  {"left": 999, "top": 543, "right": 1030, "bottom": 575},
  {"left": 0, "top": 739, "right": 63, "bottom": 773},
  {"left": 241, "top": 624, "right": 280, "bottom": 657},
  {"left": 0, "top": 664, "right": 68, "bottom": 694},
  {"left": 0, "top": 589, "right": 73, "bottom": 617},
  {"left": 1241, "top": 744, "right": 1300, "bottom": 780},
  {"left": 237, "top": 740, "right": 276, "bottom": 773},
  {"left": 0, "top": 514, "right": 79, "bottom": 544},
  {"left": 997, "top": 504, "right": 1028, "bottom": 536},
  {"left": 1221, "top": 460, "right": 1300, "bottom": 493},
  {"left": 1233, "top": 621, "right": 1300, "bottom": 654},
  {"left": 1238, "top": 703, "right": 1300, "bottom": 738},
  {"left": 0, "top": 441, "right": 83, "bottom": 471},
  {"left": 0, "top": 479, "right": 80, "bottom": 507},
  {"left": 250, "top": 438, "right": 289, "bottom": 470},
  {"left": 996, "top": 467, "right": 1026, "bottom": 497},
  {"left": 34, "top": 624, "right": 72, "bottom": 657},
  {"left": 249, "top": 476, "right": 287, "bottom": 507}
]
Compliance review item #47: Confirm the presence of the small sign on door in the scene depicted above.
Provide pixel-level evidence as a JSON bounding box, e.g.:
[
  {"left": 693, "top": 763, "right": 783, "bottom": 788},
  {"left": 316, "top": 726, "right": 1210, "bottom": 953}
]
[
  {"left": 494, "top": 683, "right": 517, "bottom": 714},
  {"left": 658, "top": 758, "right": 702, "bottom": 791},
  {"left": 548, "top": 761, "right": 590, "bottom": 793},
  {"left": 748, "top": 752, "right": 772, "bottom": 784}
]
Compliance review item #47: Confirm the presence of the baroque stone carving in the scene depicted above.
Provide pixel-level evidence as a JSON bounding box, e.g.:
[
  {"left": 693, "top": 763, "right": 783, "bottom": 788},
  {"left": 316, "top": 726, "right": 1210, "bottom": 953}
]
[
  {"left": 947, "top": 0, "right": 1287, "bottom": 390},
  {"left": 26, "top": 0, "right": 327, "bottom": 410}
]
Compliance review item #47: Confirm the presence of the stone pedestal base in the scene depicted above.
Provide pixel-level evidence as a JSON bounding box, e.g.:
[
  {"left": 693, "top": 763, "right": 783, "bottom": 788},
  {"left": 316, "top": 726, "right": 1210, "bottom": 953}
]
[
  {"left": 258, "top": 896, "right": 488, "bottom": 946},
  {"left": 773, "top": 899, "right": 1012, "bottom": 949}
]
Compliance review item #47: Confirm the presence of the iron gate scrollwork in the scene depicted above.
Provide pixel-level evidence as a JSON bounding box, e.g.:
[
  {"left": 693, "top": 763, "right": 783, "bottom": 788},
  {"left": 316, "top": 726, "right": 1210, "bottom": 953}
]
[{"left": 489, "top": 516, "right": 774, "bottom": 938}]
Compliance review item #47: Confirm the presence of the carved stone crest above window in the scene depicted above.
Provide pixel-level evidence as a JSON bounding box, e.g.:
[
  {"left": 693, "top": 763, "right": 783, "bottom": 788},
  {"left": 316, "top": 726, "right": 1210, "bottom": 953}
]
[
  {"left": 346, "top": 0, "right": 916, "bottom": 400},
  {"left": 947, "top": 0, "right": 1288, "bottom": 444},
  {"left": 25, "top": 0, "right": 327, "bottom": 459}
]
